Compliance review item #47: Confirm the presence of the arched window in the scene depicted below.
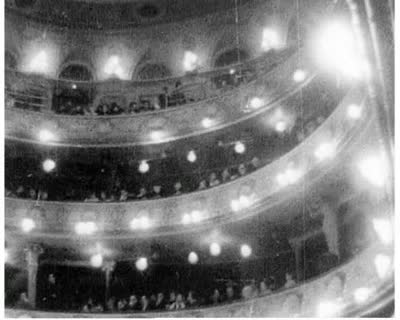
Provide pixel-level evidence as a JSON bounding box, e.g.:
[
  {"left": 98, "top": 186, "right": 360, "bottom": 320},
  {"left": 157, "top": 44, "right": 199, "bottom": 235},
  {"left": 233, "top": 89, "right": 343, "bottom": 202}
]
[
  {"left": 5, "top": 51, "right": 17, "bottom": 69},
  {"left": 136, "top": 63, "right": 171, "bottom": 80},
  {"left": 214, "top": 49, "right": 249, "bottom": 68},
  {"left": 59, "top": 64, "right": 93, "bottom": 81}
]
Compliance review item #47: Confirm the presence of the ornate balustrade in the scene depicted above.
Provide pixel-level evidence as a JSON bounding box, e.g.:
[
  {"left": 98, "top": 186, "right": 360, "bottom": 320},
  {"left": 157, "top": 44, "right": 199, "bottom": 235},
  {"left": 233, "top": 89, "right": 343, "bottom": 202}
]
[
  {"left": 5, "top": 244, "right": 393, "bottom": 317},
  {"left": 5, "top": 49, "right": 306, "bottom": 147},
  {"left": 5, "top": 86, "right": 369, "bottom": 238}
]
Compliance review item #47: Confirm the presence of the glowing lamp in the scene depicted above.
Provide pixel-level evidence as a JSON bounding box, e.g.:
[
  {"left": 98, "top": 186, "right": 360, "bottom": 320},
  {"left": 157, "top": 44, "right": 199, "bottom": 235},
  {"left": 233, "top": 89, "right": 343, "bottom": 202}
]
[
  {"left": 104, "top": 55, "right": 124, "bottom": 79},
  {"left": 249, "top": 97, "right": 264, "bottom": 110},
  {"left": 130, "top": 216, "right": 151, "bottom": 230},
  {"left": 372, "top": 218, "right": 392, "bottom": 245},
  {"left": 187, "top": 150, "right": 197, "bottom": 162},
  {"left": 138, "top": 160, "right": 150, "bottom": 174},
  {"left": 374, "top": 254, "right": 391, "bottom": 279},
  {"left": 353, "top": 287, "right": 371, "bottom": 304},
  {"left": 72, "top": 84, "right": 77, "bottom": 90},
  {"left": 201, "top": 117, "right": 214, "bottom": 128},
  {"left": 136, "top": 257, "right": 148, "bottom": 271},
  {"left": 240, "top": 244, "right": 252, "bottom": 258},
  {"left": 42, "top": 159, "right": 56, "bottom": 172},
  {"left": 277, "top": 166, "right": 303, "bottom": 187},
  {"left": 21, "top": 218, "right": 35, "bottom": 233},
  {"left": 234, "top": 141, "right": 246, "bottom": 154},
  {"left": 293, "top": 69, "right": 307, "bottom": 82},
  {"left": 150, "top": 130, "right": 165, "bottom": 142},
  {"left": 275, "top": 120, "right": 287, "bottom": 133},
  {"left": 182, "top": 214, "right": 191, "bottom": 225},
  {"left": 28, "top": 50, "right": 49, "bottom": 74},
  {"left": 188, "top": 251, "right": 199, "bottom": 264},
  {"left": 38, "top": 129, "right": 55, "bottom": 142},
  {"left": 347, "top": 104, "right": 362, "bottom": 119},
  {"left": 210, "top": 243, "right": 221, "bottom": 256},
  {"left": 261, "top": 28, "right": 282, "bottom": 51},
  {"left": 316, "top": 301, "right": 340, "bottom": 317},
  {"left": 231, "top": 199, "right": 240, "bottom": 212},
  {"left": 183, "top": 51, "right": 199, "bottom": 72},
  {"left": 357, "top": 154, "right": 388, "bottom": 187},
  {"left": 90, "top": 253, "right": 103, "bottom": 268},
  {"left": 314, "top": 142, "right": 336, "bottom": 161},
  {"left": 314, "top": 21, "right": 370, "bottom": 79},
  {"left": 229, "top": 68, "right": 236, "bottom": 75},
  {"left": 75, "top": 221, "right": 97, "bottom": 235}
]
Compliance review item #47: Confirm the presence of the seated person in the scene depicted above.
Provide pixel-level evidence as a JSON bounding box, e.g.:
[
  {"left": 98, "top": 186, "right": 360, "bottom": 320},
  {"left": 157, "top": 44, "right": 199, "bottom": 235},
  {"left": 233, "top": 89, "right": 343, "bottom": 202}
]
[
  {"left": 168, "top": 293, "right": 185, "bottom": 310},
  {"left": 238, "top": 163, "right": 247, "bottom": 177},
  {"left": 96, "top": 103, "right": 109, "bottom": 116},
  {"left": 210, "top": 289, "right": 221, "bottom": 305},
  {"left": 136, "top": 187, "right": 148, "bottom": 200},
  {"left": 209, "top": 172, "right": 221, "bottom": 187},
  {"left": 259, "top": 279, "right": 272, "bottom": 295},
  {"left": 15, "top": 292, "right": 31, "bottom": 309},
  {"left": 158, "top": 87, "right": 169, "bottom": 109},
  {"left": 127, "top": 295, "right": 140, "bottom": 311},
  {"left": 85, "top": 192, "right": 99, "bottom": 202},
  {"left": 250, "top": 157, "right": 261, "bottom": 171},
  {"left": 198, "top": 179, "right": 207, "bottom": 190},
  {"left": 169, "top": 81, "right": 186, "bottom": 106},
  {"left": 70, "top": 105, "right": 85, "bottom": 115},
  {"left": 151, "top": 185, "right": 162, "bottom": 199},
  {"left": 141, "top": 296, "right": 150, "bottom": 312},
  {"left": 154, "top": 293, "right": 166, "bottom": 310},
  {"left": 174, "top": 182, "right": 183, "bottom": 195},
  {"left": 128, "top": 102, "right": 139, "bottom": 114},
  {"left": 221, "top": 168, "right": 231, "bottom": 183},
  {"left": 109, "top": 102, "right": 123, "bottom": 115},
  {"left": 284, "top": 273, "right": 296, "bottom": 289},
  {"left": 225, "top": 285, "right": 235, "bottom": 302},
  {"left": 117, "top": 299, "right": 127, "bottom": 312},
  {"left": 186, "top": 291, "right": 198, "bottom": 308},
  {"left": 119, "top": 189, "right": 128, "bottom": 201}
]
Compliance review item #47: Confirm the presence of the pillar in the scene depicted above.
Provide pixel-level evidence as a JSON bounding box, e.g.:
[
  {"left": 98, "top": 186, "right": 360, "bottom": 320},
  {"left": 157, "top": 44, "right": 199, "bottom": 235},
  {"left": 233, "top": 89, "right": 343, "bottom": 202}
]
[
  {"left": 25, "top": 244, "right": 43, "bottom": 308},
  {"left": 102, "top": 261, "right": 115, "bottom": 309}
]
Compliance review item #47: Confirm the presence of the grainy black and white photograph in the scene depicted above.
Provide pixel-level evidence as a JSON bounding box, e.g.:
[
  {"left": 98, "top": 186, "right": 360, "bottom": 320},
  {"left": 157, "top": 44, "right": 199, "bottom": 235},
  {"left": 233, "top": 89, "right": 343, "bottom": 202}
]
[{"left": 2, "top": 0, "right": 394, "bottom": 318}]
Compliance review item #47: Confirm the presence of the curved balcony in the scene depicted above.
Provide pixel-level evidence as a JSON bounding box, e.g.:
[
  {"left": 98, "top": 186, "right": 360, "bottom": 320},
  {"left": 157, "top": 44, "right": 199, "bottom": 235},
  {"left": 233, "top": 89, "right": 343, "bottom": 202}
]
[
  {"left": 5, "top": 49, "right": 309, "bottom": 147},
  {"left": 5, "top": 85, "right": 369, "bottom": 238},
  {"left": 5, "top": 244, "right": 394, "bottom": 317}
]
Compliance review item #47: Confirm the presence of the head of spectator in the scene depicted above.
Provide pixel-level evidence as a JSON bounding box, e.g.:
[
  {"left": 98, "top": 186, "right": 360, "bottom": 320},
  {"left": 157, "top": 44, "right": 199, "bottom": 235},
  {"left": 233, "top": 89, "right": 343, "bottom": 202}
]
[
  {"left": 198, "top": 179, "right": 207, "bottom": 190},
  {"left": 16, "top": 185, "right": 24, "bottom": 197},
  {"left": 106, "top": 296, "right": 116, "bottom": 312},
  {"left": 120, "top": 189, "right": 128, "bottom": 201},
  {"left": 175, "top": 80, "right": 182, "bottom": 89},
  {"left": 137, "top": 187, "right": 147, "bottom": 200},
  {"left": 186, "top": 291, "right": 197, "bottom": 307},
  {"left": 305, "top": 120, "right": 317, "bottom": 136},
  {"left": 48, "top": 273, "right": 56, "bottom": 284},
  {"left": 169, "top": 293, "right": 185, "bottom": 310},
  {"left": 238, "top": 163, "right": 247, "bottom": 176},
  {"left": 29, "top": 188, "right": 36, "bottom": 200},
  {"left": 226, "top": 285, "right": 235, "bottom": 302},
  {"left": 155, "top": 292, "right": 165, "bottom": 309},
  {"left": 211, "top": 289, "right": 220, "bottom": 304},
  {"left": 222, "top": 168, "right": 231, "bottom": 182},
  {"left": 85, "top": 192, "right": 99, "bottom": 202},
  {"left": 39, "top": 190, "right": 48, "bottom": 201},
  {"left": 174, "top": 182, "right": 182, "bottom": 195},
  {"left": 209, "top": 172, "right": 220, "bottom": 187},
  {"left": 316, "top": 116, "right": 325, "bottom": 125},
  {"left": 149, "top": 294, "right": 157, "bottom": 309},
  {"left": 152, "top": 185, "right": 162, "bottom": 198},
  {"left": 92, "top": 302, "right": 104, "bottom": 312},
  {"left": 259, "top": 279, "right": 272, "bottom": 295},
  {"left": 168, "top": 291, "right": 176, "bottom": 304},
  {"left": 284, "top": 272, "right": 296, "bottom": 288},
  {"left": 117, "top": 298, "right": 127, "bottom": 311},
  {"left": 16, "top": 292, "right": 31, "bottom": 309},
  {"left": 250, "top": 157, "right": 260, "bottom": 170},
  {"left": 128, "top": 102, "right": 138, "bottom": 114},
  {"left": 141, "top": 295, "right": 149, "bottom": 311},
  {"left": 127, "top": 295, "right": 138, "bottom": 310}
]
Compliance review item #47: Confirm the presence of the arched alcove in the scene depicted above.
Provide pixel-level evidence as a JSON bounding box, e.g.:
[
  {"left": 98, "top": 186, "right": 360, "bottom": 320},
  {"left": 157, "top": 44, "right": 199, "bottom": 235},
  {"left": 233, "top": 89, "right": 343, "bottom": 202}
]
[
  {"left": 135, "top": 63, "right": 171, "bottom": 80},
  {"left": 58, "top": 64, "right": 94, "bottom": 81},
  {"left": 214, "top": 49, "right": 250, "bottom": 68}
]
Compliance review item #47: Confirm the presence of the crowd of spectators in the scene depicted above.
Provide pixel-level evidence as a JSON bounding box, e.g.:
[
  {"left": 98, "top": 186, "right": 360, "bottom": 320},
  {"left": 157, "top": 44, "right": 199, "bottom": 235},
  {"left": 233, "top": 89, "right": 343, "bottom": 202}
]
[{"left": 5, "top": 157, "right": 262, "bottom": 202}]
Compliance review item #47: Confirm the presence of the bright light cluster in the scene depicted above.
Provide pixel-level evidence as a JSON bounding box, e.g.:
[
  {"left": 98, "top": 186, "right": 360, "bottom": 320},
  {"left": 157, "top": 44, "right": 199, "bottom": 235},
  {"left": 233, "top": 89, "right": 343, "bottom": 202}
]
[
  {"left": 130, "top": 216, "right": 151, "bottom": 230},
  {"left": 150, "top": 130, "right": 166, "bottom": 142},
  {"left": 28, "top": 50, "right": 49, "bottom": 74},
  {"left": 39, "top": 129, "right": 56, "bottom": 142},
  {"left": 210, "top": 243, "right": 221, "bottom": 256},
  {"left": 248, "top": 97, "right": 264, "bottom": 110},
  {"left": 262, "top": 28, "right": 283, "bottom": 52},
  {"left": 234, "top": 141, "right": 246, "bottom": 154},
  {"left": 372, "top": 218, "right": 393, "bottom": 245},
  {"left": 240, "top": 244, "right": 252, "bottom": 258},
  {"left": 188, "top": 251, "right": 199, "bottom": 264},
  {"left": 138, "top": 160, "right": 150, "bottom": 174},
  {"left": 347, "top": 104, "right": 362, "bottom": 119},
  {"left": 201, "top": 117, "right": 214, "bottom": 128},
  {"left": 183, "top": 51, "right": 199, "bottom": 72},
  {"left": 104, "top": 55, "right": 124, "bottom": 79},
  {"left": 314, "top": 21, "right": 370, "bottom": 79},
  {"left": 75, "top": 221, "right": 97, "bottom": 235},
  {"left": 136, "top": 257, "right": 148, "bottom": 271},
  {"left": 187, "top": 150, "right": 197, "bottom": 163},
  {"left": 353, "top": 287, "right": 372, "bottom": 304},
  {"left": 182, "top": 210, "right": 203, "bottom": 225},
  {"left": 21, "top": 218, "right": 35, "bottom": 233},
  {"left": 276, "top": 165, "right": 303, "bottom": 187},
  {"left": 42, "top": 159, "right": 56, "bottom": 173},
  {"left": 231, "top": 195, "right": 254, "bottom": 212},
  {"left": 293, "top": 69, "right": 307, "bottom": 83},
  {"left": 357, "top": 154, "right": 389, "bottom": 187},
  {"left": 90, "top": 253, "right": 103, "bottom": 268},
  {"left": 316, "top": 300, "right": 340, "bottom": 317},
  {"left": 314, "top": 142, "right": 336, "bottom": 161}
]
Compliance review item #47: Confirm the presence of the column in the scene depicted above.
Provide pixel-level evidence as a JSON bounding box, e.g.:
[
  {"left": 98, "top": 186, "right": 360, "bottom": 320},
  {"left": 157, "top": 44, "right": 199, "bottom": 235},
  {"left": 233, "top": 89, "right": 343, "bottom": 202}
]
[
  {"left": 25, "top": 244, "right": 43, "bottom": 308},
  {"left": 102, "top": 261, "right": 115, "bottom": 309},
  {"left": 289, "top": 240, "right": 303, "bottom": 283}
]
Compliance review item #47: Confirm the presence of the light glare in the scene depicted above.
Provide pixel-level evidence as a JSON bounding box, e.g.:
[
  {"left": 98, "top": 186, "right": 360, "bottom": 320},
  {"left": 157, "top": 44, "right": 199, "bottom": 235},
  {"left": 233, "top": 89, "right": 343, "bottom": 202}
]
[
  {"left": 316, "top": 301, "right": 340, "bottom": 317},
  {"left": 187, "top": 150, "right": 197, "bottom": 162},
  {"left": 104, "top": 55, "right": 124, "bottom": 79},
  {"left": 357, "top": 154, "right": 388, "bottom": 187},
  {"left": 262, "top": 28, "right": 282, "bottom": 51},
  {"left": 183, "top": 51, "right": 199, "bottom": 72},
  {"left": 139, "top": 160, "right": 150, "bottom": 174},
  {"left": 234, "top": 141, "right": 246, "bottom": 154},
  {"left": 21, "top": 218, "right": 35, "bottom": 233},
  {"left": 188, "top": 252, "right": 199, "bottom": 264},
  {"left": 347, "top": 104, "right": 362, "bottom": 119},
  {"left": 372, "top": 219, "right": 393, "bottom": 245},
  {"left": 75, "top": 221, "right": 97, "bottom": 235},
  {"left": 374, "top": 254, "right": 391, "bottom": 279},
  {"left": 43, "top": 159, "right": 56, "bottom": 172},
  {"left": 240, "top": 244, "right": 252, "bottom": 258},
  {"left": 210, "top": 243, "right": 221, "bottom": 256},
  {"left": 353, "top": 287, "right": 371, "bottom": 304},
  {"left": 39, "top": 129, "right": 55, "bottom": 142},
  {"left": 90, "top": 253, "right": 103, "bottom": 268},
  {"left": 293, "top": 69, "right": 307, "bottom": 82},
  {"left": 136, "top": 257, "right": 148, "bottom": 271},
  {"left": 314, "top": 142, "right": 336, "bottom": 161}
]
